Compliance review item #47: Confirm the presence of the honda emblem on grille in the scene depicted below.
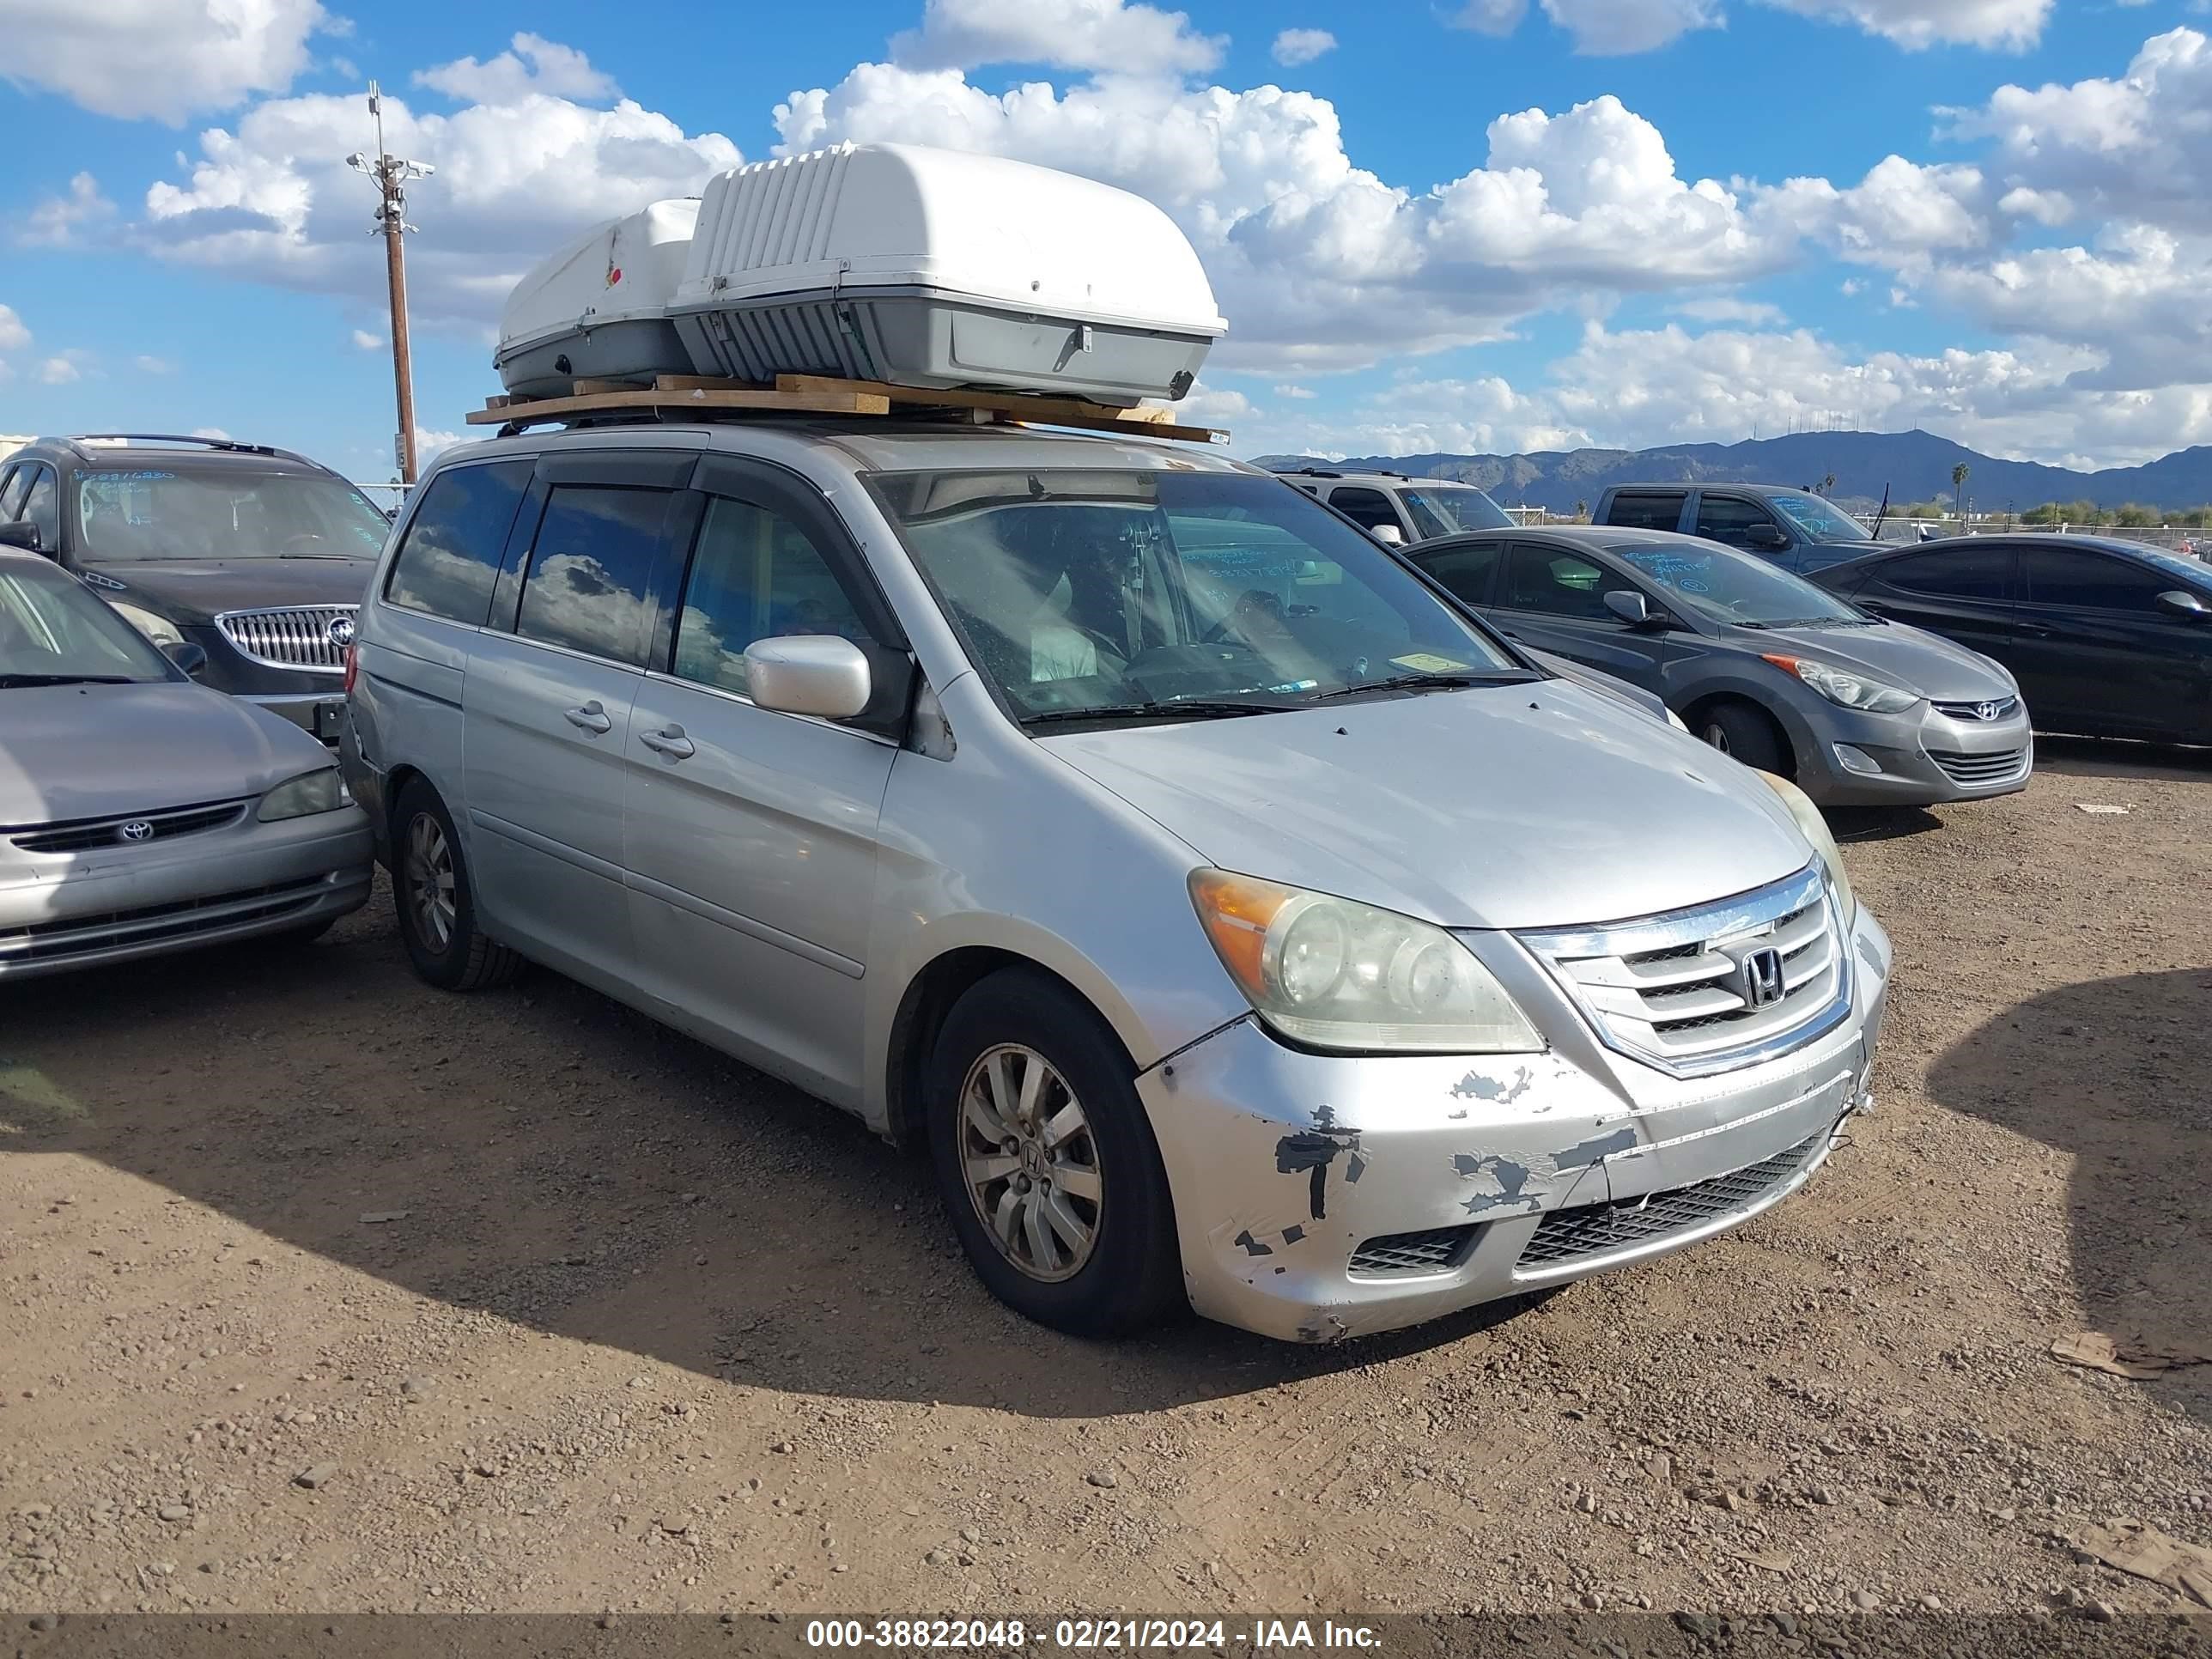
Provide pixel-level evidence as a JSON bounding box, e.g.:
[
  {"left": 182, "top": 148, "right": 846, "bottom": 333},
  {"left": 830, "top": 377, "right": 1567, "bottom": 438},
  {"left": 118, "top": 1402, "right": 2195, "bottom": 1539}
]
[
  {"left": 1741, "top": 946, "right": 1786, "bottom": 1008},
  {"left": 118, "top": 820, "right": 155, "bottom": 842},
  {"left": 326, "top": 615, "right": 356, "bottom": 648}
]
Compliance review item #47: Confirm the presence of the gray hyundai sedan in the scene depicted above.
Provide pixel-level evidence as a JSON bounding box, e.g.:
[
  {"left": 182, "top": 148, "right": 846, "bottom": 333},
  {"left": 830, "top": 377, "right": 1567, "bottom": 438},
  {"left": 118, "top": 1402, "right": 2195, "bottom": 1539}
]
[
  {"left": 0, "top": 548, "right": 372, "bottom": 979},
  {"left": 1408, "top": 526, "right": 2032, "bottom": 805}
]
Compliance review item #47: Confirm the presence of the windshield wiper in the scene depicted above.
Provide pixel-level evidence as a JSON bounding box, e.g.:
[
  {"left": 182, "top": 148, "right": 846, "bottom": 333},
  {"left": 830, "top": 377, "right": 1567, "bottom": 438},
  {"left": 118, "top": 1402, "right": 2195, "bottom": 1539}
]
[
  {"left": 1021, "top": 697, "right": 1299, "bottom": 727},
  {"left": 0, "top": 673, "right": 141, "bottom": 688},
  {"left": 1760, "top": 617, "right": 1881, "bottom": 629},
  {"left": 1308, "top": 670, "right": 1539, "bottom": 702}
]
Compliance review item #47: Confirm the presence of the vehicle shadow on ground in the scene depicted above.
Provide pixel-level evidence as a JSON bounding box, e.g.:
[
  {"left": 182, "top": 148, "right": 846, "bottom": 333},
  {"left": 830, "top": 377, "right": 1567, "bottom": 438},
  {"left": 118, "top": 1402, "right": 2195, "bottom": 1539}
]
[
  {"left": 1929, "top": 967, "right": 2212, "bottom": 1425},
  {"left": 0, "top": 913, "right": 1546, "bottom": 1418},
  {"left": 1826, "top": 805, "right": 1942, "bottom": 843},
  {"left": 2031, "top": 735, "right": 2212, "bottom": 783}
]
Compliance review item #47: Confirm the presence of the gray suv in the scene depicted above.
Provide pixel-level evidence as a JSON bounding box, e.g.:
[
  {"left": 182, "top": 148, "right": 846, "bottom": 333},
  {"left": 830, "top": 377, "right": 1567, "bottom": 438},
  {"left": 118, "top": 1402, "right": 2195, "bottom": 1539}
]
[{"left": 343, "top": 419, "right": 1889, "bottom": 1343}]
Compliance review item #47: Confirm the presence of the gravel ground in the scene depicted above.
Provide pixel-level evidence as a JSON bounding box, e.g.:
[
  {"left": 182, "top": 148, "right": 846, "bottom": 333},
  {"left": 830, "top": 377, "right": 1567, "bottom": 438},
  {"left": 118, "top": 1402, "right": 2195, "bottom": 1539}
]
[{"left": 2, "top": 741, "right": 2207, "bottom": 1625}]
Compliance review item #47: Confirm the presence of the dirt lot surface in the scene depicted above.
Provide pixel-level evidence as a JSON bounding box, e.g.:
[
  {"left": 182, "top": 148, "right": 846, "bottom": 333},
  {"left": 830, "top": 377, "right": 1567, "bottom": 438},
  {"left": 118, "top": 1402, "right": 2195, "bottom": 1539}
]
[{"left": 3, "top": 742, "right": 2209, "bottom": 1624}]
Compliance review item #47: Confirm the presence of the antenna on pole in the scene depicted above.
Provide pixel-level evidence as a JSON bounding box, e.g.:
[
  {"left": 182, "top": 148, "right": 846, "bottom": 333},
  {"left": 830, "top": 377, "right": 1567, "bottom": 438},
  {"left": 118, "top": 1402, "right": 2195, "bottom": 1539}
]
[{"left": 347, "top": 82, "right": 434, "bottom": 486}]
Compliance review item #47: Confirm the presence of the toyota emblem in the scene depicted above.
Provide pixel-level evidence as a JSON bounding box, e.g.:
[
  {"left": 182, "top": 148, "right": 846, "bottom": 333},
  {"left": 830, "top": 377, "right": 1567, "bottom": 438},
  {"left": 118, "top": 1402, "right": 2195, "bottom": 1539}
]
[
  {"left": 326, "top": 615, "right": 357, "bottom": 648},
  {"left": 118, "top": 820, "right": 155, "bottom": 842}
]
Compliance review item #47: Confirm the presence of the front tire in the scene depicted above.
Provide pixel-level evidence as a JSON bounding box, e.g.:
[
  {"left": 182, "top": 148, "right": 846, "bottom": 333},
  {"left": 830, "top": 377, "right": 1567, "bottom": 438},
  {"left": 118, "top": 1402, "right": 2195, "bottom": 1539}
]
[
  {"left": 1698, "top": 699, "right": 1790, "bottom": 775},
  {"left": 927, "top": 969, "right": 1183, "bottom": 1337},
  {"left": 391, "top": 780, "right": 519, "bottom": 992}
]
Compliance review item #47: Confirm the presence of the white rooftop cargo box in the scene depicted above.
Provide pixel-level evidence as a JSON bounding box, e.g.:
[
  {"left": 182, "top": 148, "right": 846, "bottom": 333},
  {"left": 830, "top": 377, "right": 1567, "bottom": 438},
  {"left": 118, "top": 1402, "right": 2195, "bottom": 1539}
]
[
  {"left": 493, "top": 143, "right": 1226, "bottom": 408},
  {"left": 495, "top": 198, "right": 700, "bottom": 399}
]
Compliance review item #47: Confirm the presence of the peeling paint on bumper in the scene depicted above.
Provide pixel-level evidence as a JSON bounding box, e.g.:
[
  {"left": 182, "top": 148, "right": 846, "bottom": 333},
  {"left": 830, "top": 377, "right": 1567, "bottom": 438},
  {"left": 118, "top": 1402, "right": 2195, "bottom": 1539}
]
[{"left": 1139, "top": 904, "right": 1891, "bottom": 1343}]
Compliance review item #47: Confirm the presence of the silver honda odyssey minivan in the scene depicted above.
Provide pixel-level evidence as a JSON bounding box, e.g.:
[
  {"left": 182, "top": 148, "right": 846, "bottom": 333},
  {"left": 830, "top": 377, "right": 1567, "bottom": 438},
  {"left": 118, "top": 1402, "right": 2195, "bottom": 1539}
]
[{"left": 341, "top": 421, "right": 1891, "bottom": 1343}]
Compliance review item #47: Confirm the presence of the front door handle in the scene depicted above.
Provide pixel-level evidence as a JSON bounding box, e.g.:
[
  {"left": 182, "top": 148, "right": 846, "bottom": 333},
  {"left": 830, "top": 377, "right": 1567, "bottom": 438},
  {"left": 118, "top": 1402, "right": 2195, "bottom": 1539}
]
[
  {"left": 2018, "top": 623, "right": 2057, "bottom": 639},
  {"left": 562, "top": 701, "right": 613, "bottom": 735},
  {"left": 639, "top": 725, "right": 696, "bottom": 759}
]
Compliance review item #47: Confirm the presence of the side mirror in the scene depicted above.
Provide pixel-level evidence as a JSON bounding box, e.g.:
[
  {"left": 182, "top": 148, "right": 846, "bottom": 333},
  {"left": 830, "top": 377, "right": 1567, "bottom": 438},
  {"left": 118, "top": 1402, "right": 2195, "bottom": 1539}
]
[
  {"left": 745, "top": 635, "right": 873, "bottom": 720},
  {"left": 162, "top": 640, "right": 209, "bottom": 678},
  {"left": 1743, "top": 522, "right": 1789, "bottom": 550},
  {"left": 2157, "top": 589, "right": 2212, "bottom": 621},
  {"left": 1369, "top": 523, "right": 1405, "bottom": 547},
  {"left": 1602, "top": 588, "right": 1653, "bottom": 626},
  {"left": 0, "top": 520, "right": 41, "bottom": 552}
]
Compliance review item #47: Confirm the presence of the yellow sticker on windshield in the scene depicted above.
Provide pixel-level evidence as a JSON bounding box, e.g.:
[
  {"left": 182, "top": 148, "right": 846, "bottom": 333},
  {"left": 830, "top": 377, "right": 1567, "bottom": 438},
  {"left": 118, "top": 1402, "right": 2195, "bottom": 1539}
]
[{"left": 1391, "top": 653, "right": 1471, "bottom": 673}]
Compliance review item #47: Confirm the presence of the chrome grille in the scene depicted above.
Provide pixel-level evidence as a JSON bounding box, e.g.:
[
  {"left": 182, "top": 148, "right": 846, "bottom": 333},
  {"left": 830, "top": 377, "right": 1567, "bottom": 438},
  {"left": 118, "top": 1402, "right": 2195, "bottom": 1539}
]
[
  {"left": 1349, "top": 1225, "right": 1477, "bottom": 1277},
  {"left": 1928, "top": 747, "right": 2030, "bottom": 787},
  {"left": 9, "top": 800, "right": 246, "bottom": 855},
  {"left": 1931, "top": 696, "right": 2018, "bottom": 722},
  {"left": 1516, "top": 865, "right": 1850, "bottom": 1077},
  {"left": 1514, "top": 1127, "right": 1829, "bottom": 1274},
  {"left": 215, "top": 605, "right": 356, "bottom": 672}
]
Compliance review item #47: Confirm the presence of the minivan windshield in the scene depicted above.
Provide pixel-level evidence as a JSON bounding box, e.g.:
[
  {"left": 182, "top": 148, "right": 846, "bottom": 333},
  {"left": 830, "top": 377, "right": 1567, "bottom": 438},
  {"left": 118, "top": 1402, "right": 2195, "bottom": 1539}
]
[
  {"left": 872, "top": 470, "right": 1527, "bottom": 725},
  {"left": 1610, "top": 541, "right": 1869, "bottom": 628},
  {"left": 75, "top": 465, "right": 392, "bottom": 562},
  {"left": 1401, "top": 484, "right": 1513, "bottom": 538},
  {"left": 1766, "top": 490, "right": 1870, "bottom": 544},
  {"left": 0, "top": 561, "right": 173, "bottom": 686}
]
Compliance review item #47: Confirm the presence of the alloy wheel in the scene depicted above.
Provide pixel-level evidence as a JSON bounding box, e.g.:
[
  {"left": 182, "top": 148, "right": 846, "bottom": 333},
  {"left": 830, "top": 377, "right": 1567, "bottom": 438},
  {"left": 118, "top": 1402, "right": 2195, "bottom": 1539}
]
[
  {"left": 957, "top": 1043, "right": 1103, "bottom": 1282},
  {"left": 404, "top": 812, "right": 457, "bottom": 953}
]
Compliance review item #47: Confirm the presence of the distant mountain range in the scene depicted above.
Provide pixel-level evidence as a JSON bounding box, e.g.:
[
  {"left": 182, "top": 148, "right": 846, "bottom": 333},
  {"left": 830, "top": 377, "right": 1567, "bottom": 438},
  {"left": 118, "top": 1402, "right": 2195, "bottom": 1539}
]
[{"left": 1251, "top": 429, "right": 2212, "bottom": 514}]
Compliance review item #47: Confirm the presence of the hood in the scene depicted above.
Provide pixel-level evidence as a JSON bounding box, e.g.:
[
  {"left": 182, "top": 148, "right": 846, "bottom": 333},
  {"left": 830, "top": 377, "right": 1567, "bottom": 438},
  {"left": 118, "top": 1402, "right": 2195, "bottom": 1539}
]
[
  {"left": 0, "top": 682, "right": 331, "bottom": 826},
  {"left": 1730, "top": 618, "right": 2012, "bottom": 702},
  {"left": 1039, "top": 682, "right": 1814, "bottom": 931},
  {"left": 78, "top": 558, "right": 374, "bottom": 625}
]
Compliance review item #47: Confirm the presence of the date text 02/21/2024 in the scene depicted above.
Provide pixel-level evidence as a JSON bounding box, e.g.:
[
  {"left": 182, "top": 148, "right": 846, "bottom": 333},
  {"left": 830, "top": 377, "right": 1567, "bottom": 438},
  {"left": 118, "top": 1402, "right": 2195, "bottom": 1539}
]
[{"left": 804, "top": 1620, "right": 1384, "bottom": 1650}]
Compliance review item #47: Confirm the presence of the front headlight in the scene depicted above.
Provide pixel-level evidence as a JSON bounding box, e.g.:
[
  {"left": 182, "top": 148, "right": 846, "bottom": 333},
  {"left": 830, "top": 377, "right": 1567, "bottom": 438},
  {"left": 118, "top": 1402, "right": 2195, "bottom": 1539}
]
[
  {"left": 257, "top": 768, "right": 350, "bottom": 822},
  {"left": 109, "top": 601, "right": 184, "bottom": 649},
  {"left": 1188, "top": 870, "right": 1543, "bottom": 1054},
  {"left": 1761, "top": 653, "right": 1918, "bottom": 714},
  {"left": 1753, "top": 771, "right": 1856, "bottom": 929},
  {"left": 1666, "top": 708, "right": 1690, "bottom": 732}
]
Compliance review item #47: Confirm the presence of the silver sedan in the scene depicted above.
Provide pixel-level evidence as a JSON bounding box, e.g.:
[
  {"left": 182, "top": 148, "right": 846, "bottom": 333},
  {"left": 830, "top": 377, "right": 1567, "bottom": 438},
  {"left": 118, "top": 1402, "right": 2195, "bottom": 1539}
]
[{"left": 0, "top": 548, "right": 372, "bottom": 980}]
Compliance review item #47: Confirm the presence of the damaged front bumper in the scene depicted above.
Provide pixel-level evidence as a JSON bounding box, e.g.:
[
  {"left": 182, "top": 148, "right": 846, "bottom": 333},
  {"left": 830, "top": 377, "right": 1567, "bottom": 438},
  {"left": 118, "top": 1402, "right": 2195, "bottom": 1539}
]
[{"left": 1139, "top": 903, "right": 1891, "bottom": 1343}]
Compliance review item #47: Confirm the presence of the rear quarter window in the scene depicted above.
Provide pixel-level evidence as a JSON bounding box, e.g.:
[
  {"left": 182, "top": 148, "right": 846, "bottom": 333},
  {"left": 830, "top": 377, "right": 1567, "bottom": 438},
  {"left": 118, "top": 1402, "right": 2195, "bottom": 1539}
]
[
  {"left": 383, "top": 460, "right": 534, "bottom": 626},
  {"left": 1602, "top": 492, "right": 1684, "bottom": 532}
]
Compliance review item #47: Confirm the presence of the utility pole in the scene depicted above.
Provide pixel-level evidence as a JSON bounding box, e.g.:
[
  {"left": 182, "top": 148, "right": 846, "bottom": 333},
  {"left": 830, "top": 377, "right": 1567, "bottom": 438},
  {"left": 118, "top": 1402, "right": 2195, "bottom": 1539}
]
[{"left": 348, "top": 84, "right": 433, "bottom": 485}]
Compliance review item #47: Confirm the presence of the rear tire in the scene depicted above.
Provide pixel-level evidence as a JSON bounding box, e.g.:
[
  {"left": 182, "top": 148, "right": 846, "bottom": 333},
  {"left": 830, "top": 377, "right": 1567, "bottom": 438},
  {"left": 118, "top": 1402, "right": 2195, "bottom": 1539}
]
[
  {"left": 927, "top": 969, "right": 1183, "bottom": 1337},
  {"left": 1698, "top": 700, "right": 1791, "bottom": 775},
  {"left": 391, "top": 780, "right": 519, "bottom": 992}
]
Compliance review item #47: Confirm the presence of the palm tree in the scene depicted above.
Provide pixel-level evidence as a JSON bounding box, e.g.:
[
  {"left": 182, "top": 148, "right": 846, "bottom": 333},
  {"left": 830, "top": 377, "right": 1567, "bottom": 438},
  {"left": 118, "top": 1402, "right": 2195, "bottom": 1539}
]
[
  {"left": 1951, "top": 462, "right": 1970, "bottom": 528},
  {"left": 1573, "top": 499, "right": 1589, "bottom": 523}
]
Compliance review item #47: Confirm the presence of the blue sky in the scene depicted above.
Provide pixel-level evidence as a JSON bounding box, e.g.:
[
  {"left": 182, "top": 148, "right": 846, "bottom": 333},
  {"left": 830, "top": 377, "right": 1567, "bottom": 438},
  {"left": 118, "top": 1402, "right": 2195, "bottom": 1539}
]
[{"left": 2, "top": 0, "right": 2206, "bottom": 478}]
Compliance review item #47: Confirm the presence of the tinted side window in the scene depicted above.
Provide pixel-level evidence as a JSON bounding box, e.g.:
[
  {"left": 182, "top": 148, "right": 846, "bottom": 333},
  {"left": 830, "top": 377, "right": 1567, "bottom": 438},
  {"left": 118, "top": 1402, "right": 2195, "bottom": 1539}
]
[
  {"left": 671, "top": 497, "right": 872, "bottom": 696},
  {"left": 1418, "top": 541, "right": 1504, "bottom": 606},
  {"left": 20, "top": 465, "right": 59, "bottom": 552},
  {"left": 1604, "top": 492, "right": 1683, "bottom": 532},
  {"left": 1882, "top": 548, "right": 2009, "bottom": 600},
  {"left": 1500, "top": 543, "right": 1613, "bottom": 619},
  {"left": 1693, "top": 495, "right": 1776, "bottom": 549},
  {"left": 0, "top": 465, "right": 19, "bottom": 517},
  {"left": 1328, "top": 487, "right": 1400, "bottom": 533},
  {"left": 514, "top": 485, "right": 678, "bottom": 666},
  {"left": 383, "top": 460, "right": 532, "bottom": 625},
  {"left": 2021, "top": 547, "right": 2170, "bottom": 612}
]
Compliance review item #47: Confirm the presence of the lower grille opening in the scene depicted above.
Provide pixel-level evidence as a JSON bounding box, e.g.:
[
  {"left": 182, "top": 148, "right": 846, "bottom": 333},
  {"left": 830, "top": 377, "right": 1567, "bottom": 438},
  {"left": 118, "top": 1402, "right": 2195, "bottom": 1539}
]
[
  {"left": 1350, "top": 1224, "right": 1478, "bottom": 1277},
  {"left": 1514, "top": 1127, "right": 1831, "bottom": 1276},
  {"left": 1927, "top": 747, "right": 2028, "bottom": 786},
  {"left": 0, "top": 878, "right": 330, "bottom": 964}
]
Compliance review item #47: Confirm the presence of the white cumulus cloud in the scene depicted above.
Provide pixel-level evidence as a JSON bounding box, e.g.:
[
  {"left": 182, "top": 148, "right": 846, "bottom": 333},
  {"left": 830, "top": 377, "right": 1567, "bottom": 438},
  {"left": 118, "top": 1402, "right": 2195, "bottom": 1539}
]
[
  {"left": 0, "top": 304, "right": 28, "bottom": 351},
  {"left": 414, "top": 32, "right": 619, "bottom": 106},
  {"left": 21, "top": 171, "right": 117, "bottom": 247},
  {"left": 0, "top": 0, "right": 331, "bottom": 124},
  {"left": 351, "top": 328, "right": 383, "bottom": 350},
  {"left": 1271, "top": 28, "right": 1338, "bottom": 65},
  {"left": 890, "top": 0, "right": 1224, "bottom": 76}
]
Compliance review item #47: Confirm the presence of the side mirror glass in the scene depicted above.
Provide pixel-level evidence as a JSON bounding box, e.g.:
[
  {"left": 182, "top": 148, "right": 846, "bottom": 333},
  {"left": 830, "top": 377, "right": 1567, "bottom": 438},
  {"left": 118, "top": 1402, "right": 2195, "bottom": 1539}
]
[
  {"left": 2156, "top": 589, "right": 2211, "bottom": 621},
  {"left": 162, "top": 640, "right": 209, "bottom": 678},
  {"left": 1603, "top": 588, "right": 1652, "bottom": 626},
  {"left": 744, "top": 635, "right": 872, "bottom": 720},
  {"left": 0, "top": 520, "right": 40, "bottom": 552},
  {"left": 1743, "top": 522, "right": 1789, "bottom": 550},
  {"left": 1368, "top": 522, "right": 1405, "bottom": 547}
]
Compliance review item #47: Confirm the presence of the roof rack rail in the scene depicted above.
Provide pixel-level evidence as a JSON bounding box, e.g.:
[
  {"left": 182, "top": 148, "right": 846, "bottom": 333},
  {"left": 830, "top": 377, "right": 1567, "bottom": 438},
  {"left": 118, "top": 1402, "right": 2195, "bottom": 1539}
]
[
  {"left": 1278, "top": 465, "right": 1411, "bottom": 480},
  {"left": 70, "top": 433, "right": 313, "bottom": 466}
]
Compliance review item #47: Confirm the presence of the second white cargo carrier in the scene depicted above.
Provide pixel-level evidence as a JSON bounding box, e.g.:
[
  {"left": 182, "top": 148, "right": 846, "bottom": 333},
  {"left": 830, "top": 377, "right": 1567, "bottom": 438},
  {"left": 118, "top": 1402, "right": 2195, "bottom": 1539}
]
[{"left": 492, "top": 143, "right": 1227, "bottom": 408}]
